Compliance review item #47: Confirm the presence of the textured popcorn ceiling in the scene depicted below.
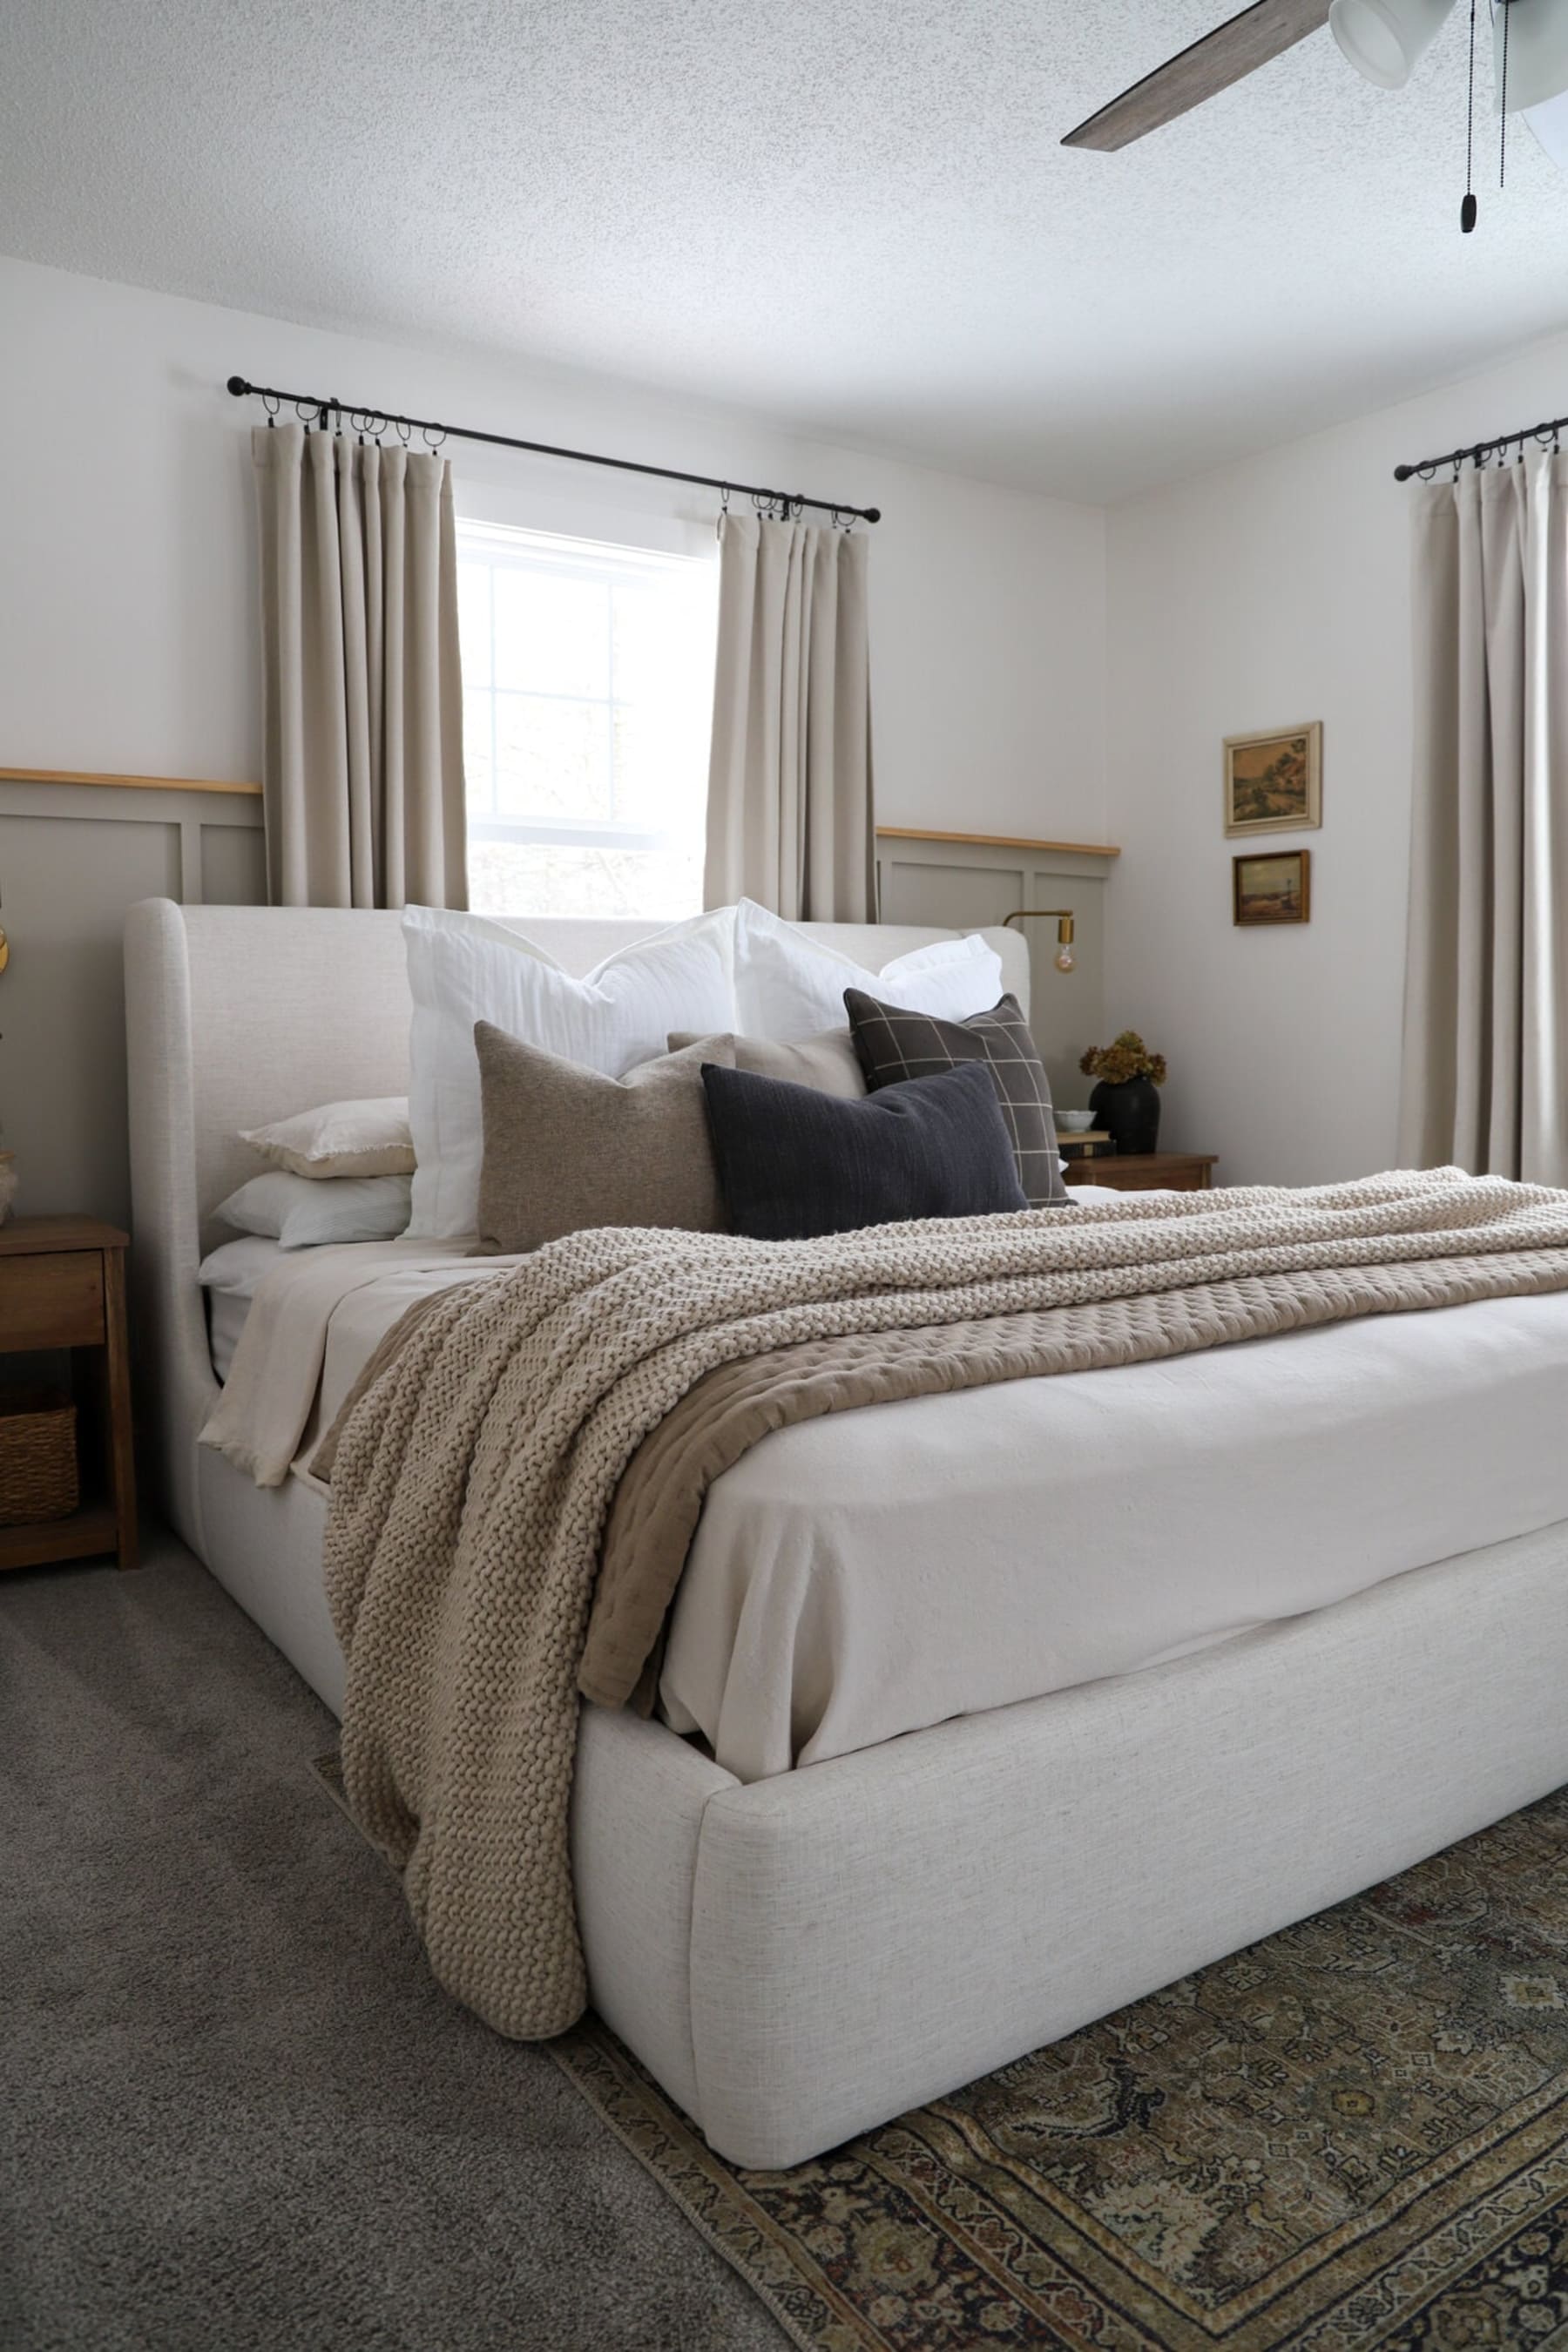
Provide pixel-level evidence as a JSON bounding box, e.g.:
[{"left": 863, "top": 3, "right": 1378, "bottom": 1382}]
[{"left": 3, "top": 0, "right": 1568, "bottom": 500}]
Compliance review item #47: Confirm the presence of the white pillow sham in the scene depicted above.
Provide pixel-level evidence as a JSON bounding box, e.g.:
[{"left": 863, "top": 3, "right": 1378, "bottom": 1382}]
[
  {"left": 213, "top": 1170, "right": 413, "bottom": 1250},
  {"left": 732, "top": 899, "right": 1004, "bottom": 1041},
  {"left": 240, "top": 1095, "right": 414, "bottom": 1179},
  {"left": 403, "top": 905, "right": 738, "bottom": 1240}
]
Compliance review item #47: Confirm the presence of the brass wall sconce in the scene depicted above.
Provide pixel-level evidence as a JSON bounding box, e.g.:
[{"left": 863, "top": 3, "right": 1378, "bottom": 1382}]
[{"left": 1004, "top": 908, "right": 1076, "bottom": 974}]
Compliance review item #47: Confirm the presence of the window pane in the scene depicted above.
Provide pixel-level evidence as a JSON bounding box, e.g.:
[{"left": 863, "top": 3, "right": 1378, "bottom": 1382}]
[
  {"left": 493, "top": 567, "right": 610, "bottom": 699},
  {"left": 456, "top": 560, "right": 492, "bottom": 689},
  {"left": 494, "top": 694, "right": 612, "bottom": 822},
  {"left": 468, "top": 837, "right": 704, "bottom": 923},
  {"left": 462, "top": 689, "right": 495, "bottom": 814},
  {"left": 456, "top": 517, "right": 718, "bottom": 923}
]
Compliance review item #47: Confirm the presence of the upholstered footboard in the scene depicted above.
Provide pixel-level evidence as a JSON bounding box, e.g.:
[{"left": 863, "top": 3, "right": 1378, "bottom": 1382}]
[
  {"left": 193, "top": 1451, "right": 1568, "bottom": 2173},
  {"left": 675, "top": 1517, "right": 1568, "bottom": 2167}
]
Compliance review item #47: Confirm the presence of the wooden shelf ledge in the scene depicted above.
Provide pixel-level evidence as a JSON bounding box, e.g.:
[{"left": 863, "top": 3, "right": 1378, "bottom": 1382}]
[
  {"left": 877, "top": 826, "right": 1119, "bottom": 857},
  {"left": 0, "top": 766, "right": 262, "bottom": 796}
]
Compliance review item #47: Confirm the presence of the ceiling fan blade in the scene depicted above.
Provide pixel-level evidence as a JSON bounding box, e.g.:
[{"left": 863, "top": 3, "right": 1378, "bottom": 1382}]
[{"left": 1062, "top": 0, "right": 1334, "bottom": 151}]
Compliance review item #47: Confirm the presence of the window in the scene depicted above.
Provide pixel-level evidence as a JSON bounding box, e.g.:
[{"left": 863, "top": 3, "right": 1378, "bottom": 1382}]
[{"left": 456, "top": 519, "right": 718, "bottom": 920}]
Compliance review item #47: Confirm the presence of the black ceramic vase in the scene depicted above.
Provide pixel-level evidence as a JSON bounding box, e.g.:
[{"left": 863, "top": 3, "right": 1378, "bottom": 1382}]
[{"left": 1088, "top": 1076, "right": 1161, "bottom": 1157}]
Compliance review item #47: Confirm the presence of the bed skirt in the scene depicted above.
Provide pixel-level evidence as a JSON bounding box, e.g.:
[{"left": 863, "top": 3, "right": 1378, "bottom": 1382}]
[{"left": 196, "top": 1446, "right": 1568, "bottom": 2169}]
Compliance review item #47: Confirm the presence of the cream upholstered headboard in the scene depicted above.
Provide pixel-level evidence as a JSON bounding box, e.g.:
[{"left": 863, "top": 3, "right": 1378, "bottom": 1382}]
[{"left": 123, "top": 899, "right": 1027, "bottom": 1546}]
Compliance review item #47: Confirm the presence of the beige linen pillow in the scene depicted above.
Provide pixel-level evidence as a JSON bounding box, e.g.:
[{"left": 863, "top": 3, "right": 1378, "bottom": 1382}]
[
  {"left": 474, "top": 1024, "right": 735, "bottom": 1254},
  {"left": 667, "top": 1026, "right": 866, "bottom": 1100},
  {"left": 240, "top": 1096, "right": 415, "bottom": 1179}
]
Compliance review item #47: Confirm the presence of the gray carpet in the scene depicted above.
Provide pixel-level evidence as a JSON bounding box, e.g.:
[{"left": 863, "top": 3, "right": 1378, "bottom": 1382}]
[{"left": 0, "top": 1530, "right": 786, "bottom": 2352}]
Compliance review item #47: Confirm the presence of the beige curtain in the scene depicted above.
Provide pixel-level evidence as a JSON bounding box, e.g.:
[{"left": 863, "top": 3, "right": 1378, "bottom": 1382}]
[
  {"left": 704, "top": 512, "right": 875, "bottom": 920},
  {"left": 1399, "top": 456, "right": 1568, "bottom": 1182},
  {"left": 252, "top": 422, "right": 467, "bottom": 909}
]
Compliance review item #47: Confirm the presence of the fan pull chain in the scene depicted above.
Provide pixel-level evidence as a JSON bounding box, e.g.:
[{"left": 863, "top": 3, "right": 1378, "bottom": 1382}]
[{"left": 1462, "top": 0, "right": 1478, "bottom": 231}]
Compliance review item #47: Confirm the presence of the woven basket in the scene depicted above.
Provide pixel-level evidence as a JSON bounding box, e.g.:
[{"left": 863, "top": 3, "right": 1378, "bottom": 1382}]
[{"left": 0, "top": 1389, "right": 78, "bottom": 1525}]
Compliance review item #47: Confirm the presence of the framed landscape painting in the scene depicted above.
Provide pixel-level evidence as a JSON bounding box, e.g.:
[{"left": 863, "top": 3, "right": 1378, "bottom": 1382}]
[
  {"left": 1223, "top": 721, "right": 1321, "bottom": 836},
  {"left": 1233, "top": 848, "right": 1310, "bottom": 927}
]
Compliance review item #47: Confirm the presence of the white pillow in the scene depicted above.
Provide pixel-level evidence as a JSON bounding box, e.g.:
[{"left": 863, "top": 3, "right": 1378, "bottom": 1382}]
[
  {"left": 213, "top": 1171, "right": 413, "bottom": 1250},
  {"left": 240, "top": 1096, "right": 414, "bottom": 1179},
  {"left": 733, "top": 899, "right": 1004, "bottom": 1041},
  {"left": 197, "top": 1234, "right": 284, "bottom": 1295},
  {"left": 404, "top": 905, "right": 738, "bottom": 1240}
]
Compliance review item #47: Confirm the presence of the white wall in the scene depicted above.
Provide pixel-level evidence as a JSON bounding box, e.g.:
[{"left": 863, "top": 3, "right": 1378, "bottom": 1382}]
[
  {"left": 1105, "top": 327, "right": 1568, "bottom": 1187},
  {"left": 0, "top": 254, "right": 1107, "bottom": 841}
]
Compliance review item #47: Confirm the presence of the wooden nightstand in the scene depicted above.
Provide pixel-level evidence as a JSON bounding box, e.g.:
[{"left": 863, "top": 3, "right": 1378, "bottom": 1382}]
[
  {"left": 0, "top": 1216, "right": 137, "bottom": 1573},
  {"left": 1065, "top": 1152, "right": 1219, "bottom": 1194}
]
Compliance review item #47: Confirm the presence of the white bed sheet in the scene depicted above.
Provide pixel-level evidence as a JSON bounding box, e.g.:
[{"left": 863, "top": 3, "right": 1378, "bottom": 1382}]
[
  {"left": 199, "top": 1234, "right": 1568, "bottom": 1787},
  {"left": 659, "top": 1289, "right": 1568, "bottom": 1777},
  {"left": 199, "top": 1235, "right": 286, "bottom": 1382}
]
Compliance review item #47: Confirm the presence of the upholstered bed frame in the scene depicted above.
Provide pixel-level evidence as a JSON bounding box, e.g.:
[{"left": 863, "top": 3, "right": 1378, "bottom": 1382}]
[{"left": 125, "top": 898, "right": 1568, "bottom": 2169}]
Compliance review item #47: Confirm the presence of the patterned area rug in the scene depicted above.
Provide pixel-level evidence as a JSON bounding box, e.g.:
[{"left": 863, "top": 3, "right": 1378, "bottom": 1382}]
[{"left": 551, "top": 1787, "right": 1568, "bottom": 2351}]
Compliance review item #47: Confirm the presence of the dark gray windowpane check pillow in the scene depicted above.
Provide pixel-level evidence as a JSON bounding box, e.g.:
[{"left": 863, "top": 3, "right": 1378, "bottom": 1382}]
[
  {"left": 843, "top": 989, "right": 1068, "bottom": 1206},
  {"left": 700, "top": 1059, "right": 1028, "bottom": 1241}
]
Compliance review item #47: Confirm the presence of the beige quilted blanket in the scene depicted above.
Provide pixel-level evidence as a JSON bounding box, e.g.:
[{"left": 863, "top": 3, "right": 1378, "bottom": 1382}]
[{"left": 322, "top": 1169, "right": 1568, "bottom": 2041}]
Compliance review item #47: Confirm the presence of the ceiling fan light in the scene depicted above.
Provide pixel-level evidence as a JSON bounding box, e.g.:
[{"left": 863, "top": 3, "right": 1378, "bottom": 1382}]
[
  {"left": 1523, "top": 84, "right": 1568, "bottom": 166},
  {"left": 1330, "top": 0, "right": 1458, "bottom": 87},
  {"left": 1493, "top": 1, "right": 1568, "bottom": 112}
]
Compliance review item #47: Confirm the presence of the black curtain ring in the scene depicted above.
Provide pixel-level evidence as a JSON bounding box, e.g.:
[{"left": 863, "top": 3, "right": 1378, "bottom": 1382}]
[
  {"left": 395, "top": 418, "right": 412, "bottom": 448},
  {"left": 421, "top": 424, "right": 446, "bottom": 452}
]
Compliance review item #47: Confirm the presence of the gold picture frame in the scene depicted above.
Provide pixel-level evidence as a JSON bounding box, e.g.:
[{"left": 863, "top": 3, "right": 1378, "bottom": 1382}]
[
  {"left": 1223, "top": 722, "right": 1321, "bottom": 837},
  {"left": 1233, "top": 848, "right": 1310, "bottom": 927}
]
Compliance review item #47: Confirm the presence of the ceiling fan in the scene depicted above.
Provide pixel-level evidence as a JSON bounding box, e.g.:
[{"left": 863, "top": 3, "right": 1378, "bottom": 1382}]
[{"left": 1064, "top": 0, "right": 1568, "bottom": 205}]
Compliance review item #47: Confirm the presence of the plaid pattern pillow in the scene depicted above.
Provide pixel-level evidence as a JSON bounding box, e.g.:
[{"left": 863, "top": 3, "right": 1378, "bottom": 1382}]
[{"left": 843, "top": 990, "right": 1067, "bottom": 1206}]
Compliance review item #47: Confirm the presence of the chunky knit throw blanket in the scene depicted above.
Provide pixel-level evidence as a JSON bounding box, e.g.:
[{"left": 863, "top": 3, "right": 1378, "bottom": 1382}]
[{"left": 322, "top": 1169, "right": 1568, "bottom": 2041}]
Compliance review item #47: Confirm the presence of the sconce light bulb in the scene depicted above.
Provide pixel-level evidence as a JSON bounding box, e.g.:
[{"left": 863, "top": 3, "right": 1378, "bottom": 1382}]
[{"left": 1055, "top": 944, "right": 1075, "bottom": 973}]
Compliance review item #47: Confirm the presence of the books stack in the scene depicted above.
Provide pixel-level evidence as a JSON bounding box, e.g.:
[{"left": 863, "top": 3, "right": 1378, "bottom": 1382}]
[{"left": 1058, "top": 1130, "right": 1116, "bottom": 1163}]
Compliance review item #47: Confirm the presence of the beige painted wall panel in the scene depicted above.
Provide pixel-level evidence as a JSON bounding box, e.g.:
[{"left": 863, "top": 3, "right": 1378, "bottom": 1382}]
[
  {"left": 200, "top": 820, "right": 267, "bottom": 906},
  {"left": 0, "top": 812, "right": 180, "bottom": 1227}
]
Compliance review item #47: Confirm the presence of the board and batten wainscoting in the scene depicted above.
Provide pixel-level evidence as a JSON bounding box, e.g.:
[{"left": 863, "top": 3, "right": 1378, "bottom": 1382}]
[
  {"left": 0, "top": 779, "right": 1117, "bottom": 1233},
  {"left": 875, "top": 828, "right": 1119, "bottom": 1115},
  {"left": 0, "top": 771, "right": 267, "bottom": 1229}
]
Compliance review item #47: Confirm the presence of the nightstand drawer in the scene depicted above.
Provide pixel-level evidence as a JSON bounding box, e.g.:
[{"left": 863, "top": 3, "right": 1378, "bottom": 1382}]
[{"left": 0, "top": 1251, "right": 105, "bottom": 1350}]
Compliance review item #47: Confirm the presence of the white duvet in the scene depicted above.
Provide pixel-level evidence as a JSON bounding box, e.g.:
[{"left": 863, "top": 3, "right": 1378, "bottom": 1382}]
[{"left": 201, "top": 1229, "right": 1568, "bottom": 1783}]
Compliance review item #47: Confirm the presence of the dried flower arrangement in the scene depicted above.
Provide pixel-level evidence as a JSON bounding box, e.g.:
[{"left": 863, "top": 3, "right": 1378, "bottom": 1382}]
[{"left": 1079, "top": 1031, "right": 1167, "bottom": 1088}]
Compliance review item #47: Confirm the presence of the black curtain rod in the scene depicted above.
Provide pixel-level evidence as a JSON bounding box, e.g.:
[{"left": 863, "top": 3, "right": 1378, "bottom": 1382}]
[
  {"left": 1394, "top": 407, "right": 1568, "bottom": 482},
  {"left": 225, "top": 375, "right": 881, "bottom": 524}
]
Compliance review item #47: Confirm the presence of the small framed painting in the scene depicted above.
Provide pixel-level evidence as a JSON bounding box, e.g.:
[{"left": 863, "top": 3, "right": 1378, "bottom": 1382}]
[
  {"left": 1233, "top": 848, "right": 1310, "bottom": 927},
  {"left": 1223, "top": 722, "right": 1321, "bottom": 836}
]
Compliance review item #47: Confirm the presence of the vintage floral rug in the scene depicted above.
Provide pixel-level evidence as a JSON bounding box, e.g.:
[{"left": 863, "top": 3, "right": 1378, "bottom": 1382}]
[{"left": 551, "top": 1787, "right": 1568, "bottom": 2351}]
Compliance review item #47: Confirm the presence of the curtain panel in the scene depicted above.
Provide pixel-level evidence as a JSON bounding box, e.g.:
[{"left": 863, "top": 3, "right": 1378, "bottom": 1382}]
[
  {"left": 1399, "top": 456, "right": 1568, "bottom": 1183},
  {"left": 704, "top": 513, "right": 875, "bottom": 922},
  {"left": 252, "top": 423, "right": 468, "bottom": 909}
]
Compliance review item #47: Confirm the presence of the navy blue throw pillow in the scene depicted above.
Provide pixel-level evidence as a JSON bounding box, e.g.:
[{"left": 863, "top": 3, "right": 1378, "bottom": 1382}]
[{"left": 700, "top": 1058, "right": 1030, "bottom": 1242}]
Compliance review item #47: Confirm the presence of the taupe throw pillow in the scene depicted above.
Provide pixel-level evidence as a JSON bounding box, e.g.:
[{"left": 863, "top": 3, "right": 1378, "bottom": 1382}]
[
  {"left": 843, "top": 990, "right": 1067, "bottom": 1206},
  {"left": 668, "top": 1026, "right": 866, "bottom": 1100},
  {"left": 473, "top": 1023, "right": 734, "bottom": 1254}
]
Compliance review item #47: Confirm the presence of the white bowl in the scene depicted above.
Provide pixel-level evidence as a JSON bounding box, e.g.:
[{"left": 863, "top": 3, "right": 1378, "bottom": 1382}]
[{"left": 1059, "top": 1110, "right": 1095, "bottom": 1133}]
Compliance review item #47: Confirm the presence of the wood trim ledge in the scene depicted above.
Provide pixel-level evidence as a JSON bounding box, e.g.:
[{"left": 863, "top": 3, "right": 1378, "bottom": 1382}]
[
  {"left": 0, "top": 766, "right": 263, "bottom": 797},
  {"left": 877, "top": 826, "right": 1119, "bottom": 857}
]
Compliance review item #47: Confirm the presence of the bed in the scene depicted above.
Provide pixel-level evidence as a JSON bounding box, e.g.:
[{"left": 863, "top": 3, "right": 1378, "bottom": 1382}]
[{"left": 125, "top": 897, "right": 1568, "bottom": 2169}]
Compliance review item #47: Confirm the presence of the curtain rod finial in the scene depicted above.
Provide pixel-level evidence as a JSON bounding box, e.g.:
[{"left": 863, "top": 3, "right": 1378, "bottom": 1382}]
[
  {"left": 864, "top": 508, "right": 882, "bottom": 524},
  {"left": 226, "top": 375, "right": 250, "bottom": 396}
]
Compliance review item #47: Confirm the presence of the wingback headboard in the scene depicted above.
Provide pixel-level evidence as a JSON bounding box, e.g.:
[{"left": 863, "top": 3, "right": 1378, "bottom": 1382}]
[{"left": 124, "top": 898, "right": 1028, "bottom": 1547}]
